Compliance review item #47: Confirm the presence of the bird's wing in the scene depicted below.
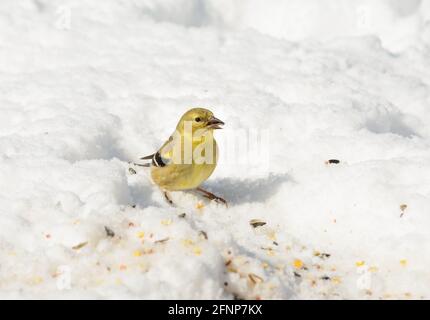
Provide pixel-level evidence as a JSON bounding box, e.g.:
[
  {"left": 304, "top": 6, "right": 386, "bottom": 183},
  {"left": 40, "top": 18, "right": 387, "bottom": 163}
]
[
  {"left": 139, "top": 151, "right": 170, "bottom": 168},
  {"left": 140, "top": 136, "right": 176, "bottom": 168}
]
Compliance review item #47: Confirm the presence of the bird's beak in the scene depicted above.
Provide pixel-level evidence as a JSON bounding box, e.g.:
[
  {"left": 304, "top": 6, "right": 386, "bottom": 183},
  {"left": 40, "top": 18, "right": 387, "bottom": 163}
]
[{"left": 206, "top": 116, "right": 225, "bottom": 130}]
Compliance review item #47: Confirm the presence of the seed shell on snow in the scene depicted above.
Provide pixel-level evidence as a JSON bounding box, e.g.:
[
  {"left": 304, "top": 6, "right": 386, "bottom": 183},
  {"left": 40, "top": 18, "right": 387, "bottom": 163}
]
[
  {"left": 198, "top": 230, "right": 208, "bottom": 240},
  {"left": 154, "top": 237, "right": 170, "bottom": 244},
  {"left": 248, "top": 273, "right": 264, "bottom": 284},
  {"left": 250, "top": 219, "right": 267, "bottom": 228},
  {"left": 104, "top": 226, "right": 115, "bottom": 238},
  {"left": 72, "top": 241, "right": 88, "bottom": 250},
  {"left": 325, "top": 159, "right": 340, "bottom": 164}
]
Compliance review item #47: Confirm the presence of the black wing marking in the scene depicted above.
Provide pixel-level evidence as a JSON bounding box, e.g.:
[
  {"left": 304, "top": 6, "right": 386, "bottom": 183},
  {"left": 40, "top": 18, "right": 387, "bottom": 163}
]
[{"left": 152, "top": 151, "right": 167, "bottom": 167}]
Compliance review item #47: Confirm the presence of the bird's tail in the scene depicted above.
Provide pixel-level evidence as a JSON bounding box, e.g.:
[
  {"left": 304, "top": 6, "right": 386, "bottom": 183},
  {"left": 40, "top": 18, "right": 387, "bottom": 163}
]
[
  {"left": 140, "top": 154, "right": 154, "bottom": 160},
  {"left": 130, "top": 154, "right": 154, "bottom": 167}
]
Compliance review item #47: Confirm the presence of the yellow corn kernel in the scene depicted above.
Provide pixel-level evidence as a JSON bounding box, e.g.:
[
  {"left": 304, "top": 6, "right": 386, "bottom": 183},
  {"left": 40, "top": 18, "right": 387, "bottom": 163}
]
[
  {"left": 355, "top": 260, "right": 365, "bottom": 267},
  {"left": 293, "top": 259, "right": 304, "bottom": 269}
]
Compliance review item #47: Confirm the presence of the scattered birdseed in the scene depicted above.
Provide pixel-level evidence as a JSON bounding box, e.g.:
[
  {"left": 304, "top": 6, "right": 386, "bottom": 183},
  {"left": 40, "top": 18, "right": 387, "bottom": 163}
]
[
  {"left": 104, "top": 226, "right": 115, "bottom": 238},
  {"left": 161, "top": 219, "right": 172, "bottom": 226},
  {"left": 355, "top": 260, "right": 365, "bottom": 267},
  {"left": 182, "top": 239, "right": 194, "bottom": 247},
  {"left": 293, "top": 259, "right": 304, "bottom": 269},
  {"left": 198, "top": 230, "right": 208, "bottom": 240},
  {"left": 143, "top": 248, "right": 154, "bottom": 254},
  {"left": 72, "top": 241, "right": 88, "bottom": 250},
  {"left": 326, "top": 159, "right": 340, "bottom": 164},
  {"left": 154, "top": 237, "right": 169, "bottom": 244},
  {"left": 30, "top": 276, "right": 44, "bottom": 285},
  {"left": 227, "top": 266, "right": 238, "bottom": 273},
  {"left": 400, "top": 204, "right": 408, "bottom": 217},
  {"left": 261, "top": 247, "right": 275, "bottom": 256},
  {"left": 196, "top": 202, "right": 205, "bottom": 210},
  {"left": 128, "top": 168, "right": 137, "bottom": 175},
  {"left": 248, "top": 273, "right": 264, "bottom": 284},
  {"left": 250, "top": 219, "right": 267, "bottom": 228},
  {"left": 137, "top": 231, "right": 145, "bottom": 239},
  {"left": 133, "top": 250, "right": 142, "bottom": 257},
  {"left": 314, "top": 251, "right": 331, "bottom": 259},
  {"left": 267, "top": 231, "right": 277, "bottom": 241},
  {"left": 321, "top": 276, "right": 331, "bottom": 281},
  {"left": 400, "top": 259, "right": 408, "bottom": 267},
  {"left": 178, "top": 213, "right": 186, "bottom": 218},
  {"left": 193, "top": 246, "right": 202, "bottom": 256},
  {"left": 369, "top": 266, "right": 379, "bottom": 273},
  {"left": 331, "top": 277, "right": 342, "bottom": 284},
  {"left": 119, "top": 264, "right": 127, "bottom": 271}
]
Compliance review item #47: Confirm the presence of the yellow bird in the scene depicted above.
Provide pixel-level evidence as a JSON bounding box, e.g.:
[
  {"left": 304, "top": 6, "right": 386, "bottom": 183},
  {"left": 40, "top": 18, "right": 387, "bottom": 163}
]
[{"left": 139, "top": 108, "right": 226, "bottom": 205}]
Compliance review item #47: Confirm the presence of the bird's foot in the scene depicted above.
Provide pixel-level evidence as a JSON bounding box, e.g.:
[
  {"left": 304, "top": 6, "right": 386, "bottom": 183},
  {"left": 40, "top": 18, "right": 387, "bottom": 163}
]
[
  {"left": 164, "top": 192, "right": 174, "bottom": 206},
  {"left": 197, "top": 188, "right": 228, "bottom": 207}
]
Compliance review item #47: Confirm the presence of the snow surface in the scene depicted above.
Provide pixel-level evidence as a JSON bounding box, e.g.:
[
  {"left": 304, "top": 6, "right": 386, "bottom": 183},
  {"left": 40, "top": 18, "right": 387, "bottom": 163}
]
[{"left": 1, "top": 0, "right": 430, "bottom": 299}]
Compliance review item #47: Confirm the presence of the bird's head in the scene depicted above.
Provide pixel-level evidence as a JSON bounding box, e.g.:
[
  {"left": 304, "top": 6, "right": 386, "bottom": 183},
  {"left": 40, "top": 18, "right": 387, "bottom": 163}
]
[{"left": 177, "top": 108, "right": 224, "bottom": 133}]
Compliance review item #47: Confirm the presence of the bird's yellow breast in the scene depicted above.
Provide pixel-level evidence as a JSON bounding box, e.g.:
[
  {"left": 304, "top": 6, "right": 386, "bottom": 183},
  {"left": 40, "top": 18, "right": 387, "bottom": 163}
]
[{"left": 151, "top": 135, "right": 218, "bottom": 191}]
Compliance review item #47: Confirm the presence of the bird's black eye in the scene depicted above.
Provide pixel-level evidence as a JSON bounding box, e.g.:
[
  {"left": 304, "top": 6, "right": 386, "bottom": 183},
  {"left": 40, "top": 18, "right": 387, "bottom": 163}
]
[{"left": 195, "top": 117, "right": 201, "bottom": 122}]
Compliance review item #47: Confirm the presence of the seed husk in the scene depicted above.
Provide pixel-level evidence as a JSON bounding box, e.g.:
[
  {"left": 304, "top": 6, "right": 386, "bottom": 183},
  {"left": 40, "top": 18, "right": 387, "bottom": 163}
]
[
  {"left": 104, "top": 226, "right": 115, "bottom": 238},
  {"left": 154, "top": 237, "right": 169, "bottom": 244},
  {"left": 248, "top": 273, "right": 264, "bottom": 284},
  {"left": 199, "top": 230, "right": 208, "bottom": 240},
  {"left": 250, "top": 219, "right": 267, "bottom": 228},
  {"left": 72, "top": 241, "right": 88, "bottom": 250},
  {"left": 400, "top": 204, "right": 407, "bottom": 217}
]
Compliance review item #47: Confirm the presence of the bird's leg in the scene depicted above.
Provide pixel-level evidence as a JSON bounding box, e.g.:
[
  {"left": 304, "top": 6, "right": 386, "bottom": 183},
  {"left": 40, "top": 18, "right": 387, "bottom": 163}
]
[
  {"left": 196, "top": 187, "right": 227, "bottom": 206},
  {"left": 164, "top": 191, "right": 174, "bottom": 206}
]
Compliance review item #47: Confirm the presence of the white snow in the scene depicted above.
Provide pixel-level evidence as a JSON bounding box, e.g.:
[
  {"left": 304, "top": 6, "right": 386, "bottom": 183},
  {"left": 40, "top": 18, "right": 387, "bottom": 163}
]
[{"left": 1, "top": 0, "right": 430, "bottom": 299}]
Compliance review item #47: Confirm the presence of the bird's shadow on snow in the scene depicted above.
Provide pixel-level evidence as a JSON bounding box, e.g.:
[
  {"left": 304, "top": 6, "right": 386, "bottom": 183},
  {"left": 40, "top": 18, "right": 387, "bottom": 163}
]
[
  {"left": 128, "top": 181, "right": 159, "bottom": 208},
  {"left": 203, "top": 173, "right": 293, "bottom": 205}
]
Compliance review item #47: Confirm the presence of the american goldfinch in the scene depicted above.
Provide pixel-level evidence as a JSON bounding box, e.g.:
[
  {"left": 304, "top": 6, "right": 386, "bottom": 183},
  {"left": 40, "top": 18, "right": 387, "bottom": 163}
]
[{"left": 139, "top": 108, "right": 226, "bottom": 205}]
